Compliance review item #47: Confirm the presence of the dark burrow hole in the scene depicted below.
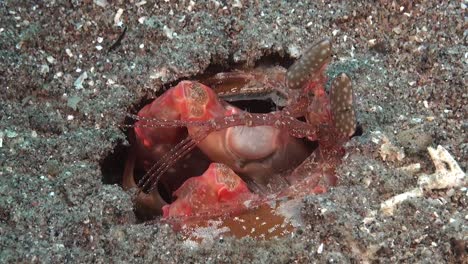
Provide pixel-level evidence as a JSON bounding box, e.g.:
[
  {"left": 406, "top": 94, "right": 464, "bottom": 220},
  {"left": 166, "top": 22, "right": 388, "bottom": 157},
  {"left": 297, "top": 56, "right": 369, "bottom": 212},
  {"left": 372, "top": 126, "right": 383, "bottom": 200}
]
[
  {"left": 352, "top": 123, "right": 364, "bottom": 138},
  {"left": 100, "top": 52, "right": 364, "bottom": 221}
]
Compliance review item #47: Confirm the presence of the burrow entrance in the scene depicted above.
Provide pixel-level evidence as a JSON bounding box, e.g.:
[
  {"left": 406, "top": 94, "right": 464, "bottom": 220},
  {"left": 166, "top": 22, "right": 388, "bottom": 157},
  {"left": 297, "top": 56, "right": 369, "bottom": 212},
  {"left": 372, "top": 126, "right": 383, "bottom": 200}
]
[{"left": 100, "top": 53, "right": 362, "bottom": 223}]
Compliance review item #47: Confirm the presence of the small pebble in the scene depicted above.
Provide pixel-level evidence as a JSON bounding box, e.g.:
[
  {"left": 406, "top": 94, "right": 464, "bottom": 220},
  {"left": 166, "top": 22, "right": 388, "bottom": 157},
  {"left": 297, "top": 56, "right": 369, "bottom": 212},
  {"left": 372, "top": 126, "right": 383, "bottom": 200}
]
[
  {"left": 114, "top": 8, "right": 124, "bottom": 27},
  {"left": 6, "top": 130, "right": 18, "bottom": 138},
  {"left": 46, "top": 56, "right": 56, "bottom": 64},
  {"left": 74, "top": 71, "right": 88, "bottom": 89},
  {"left": 94, "top": 0, "right": 108, "bottom": 8},
  {"left": 65, "top": 48, "right": 73, "bottom": 57},
  {"left": 317, "top": 243, "right": 324, "bottom": 254}
]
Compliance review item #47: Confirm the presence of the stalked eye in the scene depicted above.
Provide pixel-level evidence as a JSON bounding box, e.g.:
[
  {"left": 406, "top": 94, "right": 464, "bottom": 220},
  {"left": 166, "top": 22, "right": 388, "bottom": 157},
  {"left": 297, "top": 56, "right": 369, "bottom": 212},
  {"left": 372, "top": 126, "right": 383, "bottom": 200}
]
[
  {"left": 330, "top": 73, "right": 357, "bottom": 138},
  {"left": 286, "top": 38, "right": 332, "bottom": 90}
]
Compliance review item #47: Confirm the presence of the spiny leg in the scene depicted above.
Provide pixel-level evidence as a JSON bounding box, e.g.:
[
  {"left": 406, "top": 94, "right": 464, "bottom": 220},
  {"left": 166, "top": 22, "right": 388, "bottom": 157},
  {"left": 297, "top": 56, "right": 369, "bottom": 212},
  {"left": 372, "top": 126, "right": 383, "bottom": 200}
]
[
  {"left": 136, "top": 136, "right": 193, "bottom": 191},
  {"left": 131, "top": 109, "right": 320, "bottom": 140},
  {"left": 137, "top": 129, "right": 209, "bottom": 194},
  {"left": 128, "top": 113, "right": 217, "bottom": 130},
  {"left": 145, "top": 139, "right": 198, "bottom": 193}
]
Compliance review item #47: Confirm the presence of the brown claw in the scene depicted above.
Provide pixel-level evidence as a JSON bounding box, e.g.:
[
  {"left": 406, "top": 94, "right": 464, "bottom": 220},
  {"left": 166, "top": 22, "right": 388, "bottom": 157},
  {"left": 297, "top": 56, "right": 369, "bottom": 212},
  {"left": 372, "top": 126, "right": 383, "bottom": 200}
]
[
  {"left": 330, "top": 73, "right": 356, "bottom": 138},
  {"left": 286, "top": 38, "right": 332, "bottom": 90}
]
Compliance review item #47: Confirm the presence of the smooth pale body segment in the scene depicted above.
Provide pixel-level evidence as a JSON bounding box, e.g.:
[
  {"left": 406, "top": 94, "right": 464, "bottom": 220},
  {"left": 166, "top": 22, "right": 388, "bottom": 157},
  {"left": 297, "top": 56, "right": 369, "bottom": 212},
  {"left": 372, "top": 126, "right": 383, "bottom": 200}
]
[
  {"left": 286, "top": 38, "right": 332, "bottom": 90},
  {"left": 330, "top": 73, "right": 356, "bottom": 138}
]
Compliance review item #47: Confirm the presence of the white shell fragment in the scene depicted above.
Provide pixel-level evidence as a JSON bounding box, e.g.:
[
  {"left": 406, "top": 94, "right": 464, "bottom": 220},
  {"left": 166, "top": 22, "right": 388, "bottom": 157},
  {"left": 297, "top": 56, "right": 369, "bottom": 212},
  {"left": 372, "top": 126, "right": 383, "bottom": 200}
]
[
  {"left": 114, "top": 8, "right": 124, "bottom": 27},
  {"left": 379, "top": 136, "right": 405, "bottom": 162},
  {"left": 381, "top": 146, "right": 466, "bottom": 216},
  {"left": 74, "top": 71, "right": 88, "bottom": 90},
  {"left": 93, "top": 0, "right": 108, "bottom": 8},
  {"left": 418, "top": 145, "right": 466, "bottom": 190}
]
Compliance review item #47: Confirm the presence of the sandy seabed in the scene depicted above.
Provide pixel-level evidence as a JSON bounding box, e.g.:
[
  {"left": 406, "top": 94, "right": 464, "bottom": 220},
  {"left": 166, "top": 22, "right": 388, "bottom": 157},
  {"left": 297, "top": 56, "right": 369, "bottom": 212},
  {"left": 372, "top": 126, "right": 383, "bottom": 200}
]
[{"left": 0, "top": 1, "right": 466, "bottom": 263}]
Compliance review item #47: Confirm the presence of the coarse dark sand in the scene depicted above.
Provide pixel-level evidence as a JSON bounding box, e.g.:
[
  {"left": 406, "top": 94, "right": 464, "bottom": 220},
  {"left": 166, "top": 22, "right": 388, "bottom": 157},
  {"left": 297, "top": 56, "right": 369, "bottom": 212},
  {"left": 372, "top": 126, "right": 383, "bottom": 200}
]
[{"left": 1, "top": 1, "right": 466, "bottom": 263}]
